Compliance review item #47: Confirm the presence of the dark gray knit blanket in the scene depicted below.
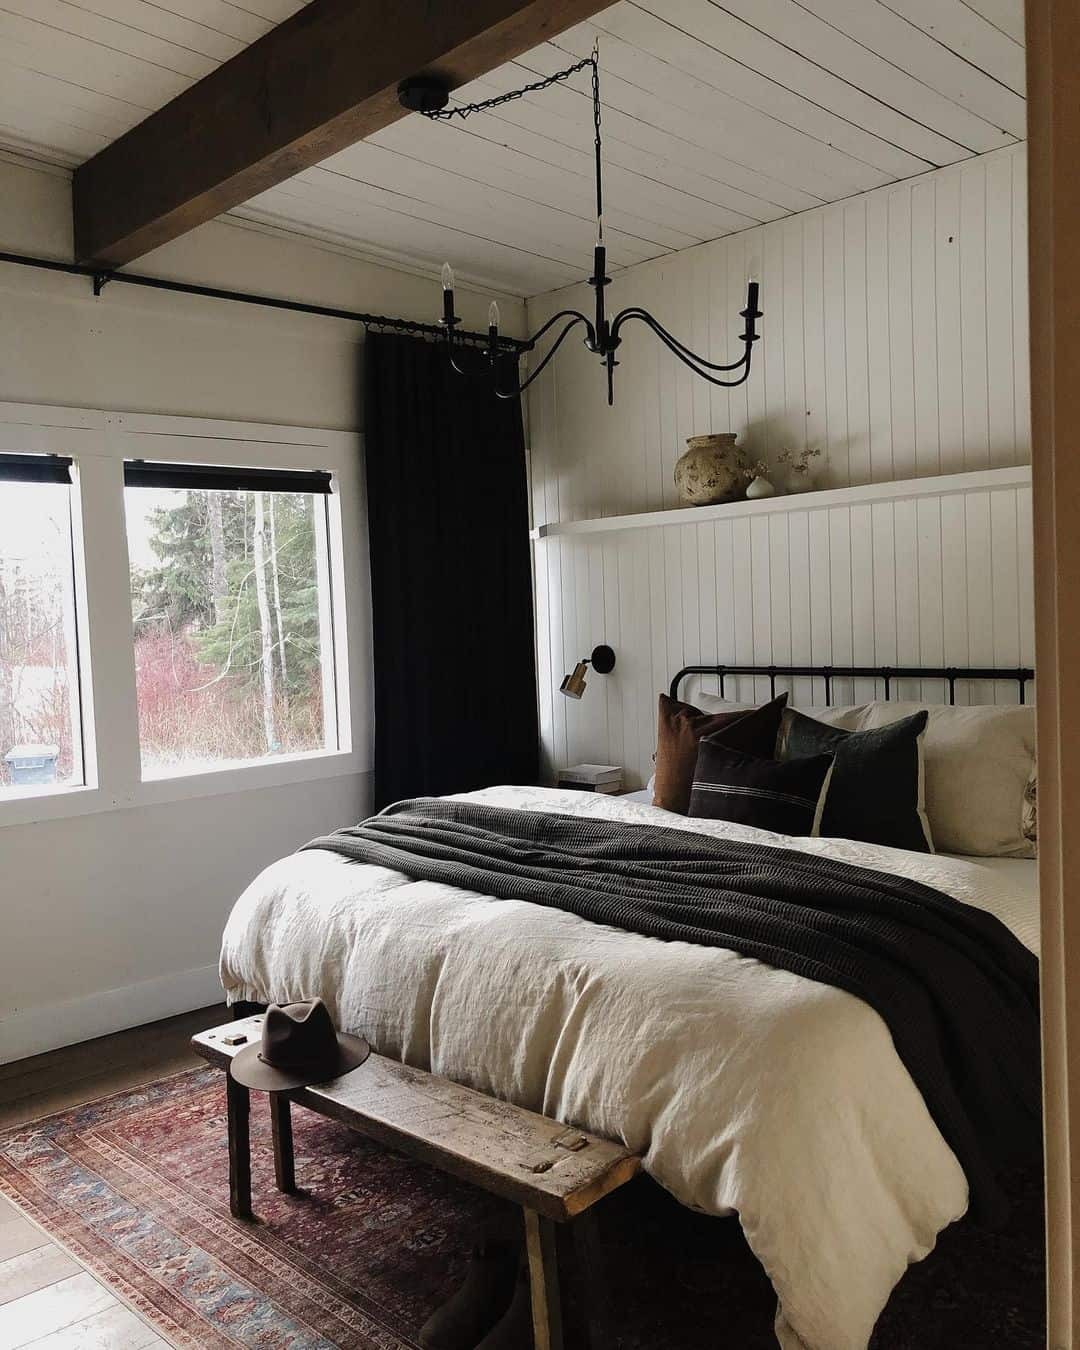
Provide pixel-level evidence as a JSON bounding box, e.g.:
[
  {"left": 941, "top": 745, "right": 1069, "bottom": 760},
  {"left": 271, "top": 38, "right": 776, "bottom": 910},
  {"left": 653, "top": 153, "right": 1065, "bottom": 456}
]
[{"left": 305, "top": 798, "right": 1041, "bottom": 1225}]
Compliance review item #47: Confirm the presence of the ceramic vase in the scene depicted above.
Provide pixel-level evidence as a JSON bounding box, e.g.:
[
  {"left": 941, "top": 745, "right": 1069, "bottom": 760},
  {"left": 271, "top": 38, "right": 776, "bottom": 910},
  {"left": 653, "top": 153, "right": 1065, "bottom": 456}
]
[{"left": 673, "top": 433, "right": 748, "bottom": 506}]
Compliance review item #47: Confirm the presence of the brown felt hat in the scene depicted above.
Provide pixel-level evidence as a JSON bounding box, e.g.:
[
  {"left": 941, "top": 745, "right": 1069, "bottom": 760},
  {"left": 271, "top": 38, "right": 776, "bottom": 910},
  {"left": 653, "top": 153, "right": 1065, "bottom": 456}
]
[{"left": 230, "top": 999, "right": 370, "bottom": 1092}]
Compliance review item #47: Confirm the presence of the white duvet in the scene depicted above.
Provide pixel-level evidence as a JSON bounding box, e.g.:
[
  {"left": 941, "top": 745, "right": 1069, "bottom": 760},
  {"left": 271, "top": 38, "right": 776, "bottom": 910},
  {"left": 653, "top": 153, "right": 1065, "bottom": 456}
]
[{"left": 219, "top": 786, "right": 1040, "bottom": 1350}]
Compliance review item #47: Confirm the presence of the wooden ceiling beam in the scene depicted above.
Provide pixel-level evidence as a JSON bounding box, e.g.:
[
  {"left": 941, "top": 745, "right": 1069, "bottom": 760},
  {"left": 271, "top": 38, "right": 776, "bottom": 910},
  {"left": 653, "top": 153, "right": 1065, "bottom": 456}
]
[{"left": 72, "top": 0, "right": 612, "bottom": 267}]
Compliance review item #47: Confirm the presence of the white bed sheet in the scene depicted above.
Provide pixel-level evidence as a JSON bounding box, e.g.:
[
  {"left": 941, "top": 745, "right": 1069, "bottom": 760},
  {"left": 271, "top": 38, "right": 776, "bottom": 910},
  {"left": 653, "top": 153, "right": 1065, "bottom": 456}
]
[{"left": 219, "top": 786, "right": 1039, "bottom": 1350}]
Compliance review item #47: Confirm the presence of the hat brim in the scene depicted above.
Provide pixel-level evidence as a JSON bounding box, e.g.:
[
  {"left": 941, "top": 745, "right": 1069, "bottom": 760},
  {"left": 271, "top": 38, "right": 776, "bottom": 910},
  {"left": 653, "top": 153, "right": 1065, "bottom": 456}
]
[{"left": 229, "top": 1031, "right": 371, "bottom": 1092}]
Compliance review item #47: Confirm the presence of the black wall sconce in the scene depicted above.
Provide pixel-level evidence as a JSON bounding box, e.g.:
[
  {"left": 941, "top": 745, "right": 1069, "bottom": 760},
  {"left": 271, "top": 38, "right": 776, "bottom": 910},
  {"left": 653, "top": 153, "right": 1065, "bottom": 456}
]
[{"left": 560, "top": 645, "right": 616, "bottom": 700}]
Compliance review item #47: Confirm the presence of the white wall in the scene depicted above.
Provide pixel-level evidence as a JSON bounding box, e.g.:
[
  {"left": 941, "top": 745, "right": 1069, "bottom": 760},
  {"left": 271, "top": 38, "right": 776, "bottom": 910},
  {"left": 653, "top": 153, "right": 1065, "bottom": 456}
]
[
  {"left": 527, "top": 143, "right": 1029, "bottom": 524},
  {"left": 526, "top": 146, "right": 1033, "bottom": 784},
  {"left": 0, "top": 153, "right": 526, "bottom": 1062},
  {"left": 3, "top": 777, "right": 365, "bottom": 1059}
]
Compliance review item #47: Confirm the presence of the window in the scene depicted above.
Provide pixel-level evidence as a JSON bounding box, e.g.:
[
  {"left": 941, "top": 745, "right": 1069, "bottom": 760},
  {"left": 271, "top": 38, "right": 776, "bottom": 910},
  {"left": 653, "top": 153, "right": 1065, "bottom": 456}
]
[
  {"left": 0, "top": 454, "right": 82, "bottom": 797},
  {"left": 124, "top": 462, "right": 337, "bottom": 779}
]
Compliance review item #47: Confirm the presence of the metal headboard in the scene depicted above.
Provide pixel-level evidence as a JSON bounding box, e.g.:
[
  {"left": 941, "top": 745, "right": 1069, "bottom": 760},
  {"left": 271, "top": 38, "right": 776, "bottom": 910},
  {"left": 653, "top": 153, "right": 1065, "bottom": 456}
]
[{"left": 669, "top": 664, "right": 1035, "bottom": 706}]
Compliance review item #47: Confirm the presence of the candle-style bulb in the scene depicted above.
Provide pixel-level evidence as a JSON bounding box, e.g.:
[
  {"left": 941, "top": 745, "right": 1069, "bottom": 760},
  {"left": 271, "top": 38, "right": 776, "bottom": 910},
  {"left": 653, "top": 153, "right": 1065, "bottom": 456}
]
[
  {"left": 441, "top": 262, "right": 457, "bottom": 327},
  {"left": 488, "top": 301, "right": 500, "bottom": 331},
  {"left": 747, "top": 253, "right": 761, "bottom": 285}
]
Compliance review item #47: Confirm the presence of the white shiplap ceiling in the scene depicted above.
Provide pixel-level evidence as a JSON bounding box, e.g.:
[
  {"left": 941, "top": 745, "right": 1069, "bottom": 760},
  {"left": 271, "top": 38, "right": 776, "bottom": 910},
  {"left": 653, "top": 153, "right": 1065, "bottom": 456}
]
[{"left": 0, "top": 0, "right": 1025, "bottom": 297}]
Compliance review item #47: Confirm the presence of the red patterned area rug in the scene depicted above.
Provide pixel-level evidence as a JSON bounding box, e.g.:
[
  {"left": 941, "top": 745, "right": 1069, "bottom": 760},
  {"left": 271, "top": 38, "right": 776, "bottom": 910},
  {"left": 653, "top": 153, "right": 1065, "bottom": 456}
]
[{"left": 0, "top": 1068, "right": 1044, "bottom": 1349}]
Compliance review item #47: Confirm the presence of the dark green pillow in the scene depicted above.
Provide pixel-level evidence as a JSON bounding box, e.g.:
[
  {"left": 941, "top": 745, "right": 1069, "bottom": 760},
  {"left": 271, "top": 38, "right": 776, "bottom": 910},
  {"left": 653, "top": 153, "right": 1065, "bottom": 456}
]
[{"left": 778, "top": 708, "right": 934, "bottom": 853}]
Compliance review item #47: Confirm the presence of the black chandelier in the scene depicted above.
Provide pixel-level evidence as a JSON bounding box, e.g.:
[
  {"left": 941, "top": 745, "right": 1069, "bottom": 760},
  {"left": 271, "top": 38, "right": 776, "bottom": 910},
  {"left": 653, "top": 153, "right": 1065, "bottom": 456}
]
[{"left": 397, "top": 46, "right": 762, "bottom": 406}]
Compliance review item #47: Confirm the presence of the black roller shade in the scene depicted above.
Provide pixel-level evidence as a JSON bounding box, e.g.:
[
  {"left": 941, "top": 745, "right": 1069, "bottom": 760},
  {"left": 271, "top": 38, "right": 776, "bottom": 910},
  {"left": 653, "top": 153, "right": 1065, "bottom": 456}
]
[
  {"left": 123, "top": 461, "right": 332, "bottom": 494},
  {"left": 0, "top": 453, "right": 73, "bottom": 484}
]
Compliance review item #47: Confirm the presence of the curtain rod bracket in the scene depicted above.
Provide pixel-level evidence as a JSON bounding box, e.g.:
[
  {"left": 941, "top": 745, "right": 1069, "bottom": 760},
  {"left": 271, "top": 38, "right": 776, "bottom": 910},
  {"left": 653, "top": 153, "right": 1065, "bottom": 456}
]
[{"left": 92, "top": 271, "right": 113, "bottom": 297}]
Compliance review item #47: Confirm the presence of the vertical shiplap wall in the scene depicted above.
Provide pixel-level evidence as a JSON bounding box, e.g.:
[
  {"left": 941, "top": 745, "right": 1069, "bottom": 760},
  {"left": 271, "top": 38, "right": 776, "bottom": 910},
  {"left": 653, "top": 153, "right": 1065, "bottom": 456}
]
[
  {"left": 527, "top": 146, "right": 1033, "bottom": 784},
  {"left": 527, "top": 144, "right": 1030, "bottom": 524},
  {"left": 536, "top": 479, "right": 1034, "bottom": 787}
]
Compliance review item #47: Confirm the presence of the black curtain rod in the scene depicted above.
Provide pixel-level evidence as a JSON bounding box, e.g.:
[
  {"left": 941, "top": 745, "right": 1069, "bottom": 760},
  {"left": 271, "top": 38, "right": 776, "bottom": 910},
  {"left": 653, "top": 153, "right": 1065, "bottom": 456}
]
[{"left": 0, "top": 249, "right": 527, "bottom": 352}]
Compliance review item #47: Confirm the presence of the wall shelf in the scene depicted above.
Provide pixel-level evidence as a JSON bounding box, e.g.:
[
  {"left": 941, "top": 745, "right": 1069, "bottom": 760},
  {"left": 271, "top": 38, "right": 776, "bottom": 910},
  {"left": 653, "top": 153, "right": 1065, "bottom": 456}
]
[{"left": 530, "top": 465, "right": 1031, "bottom": 539}]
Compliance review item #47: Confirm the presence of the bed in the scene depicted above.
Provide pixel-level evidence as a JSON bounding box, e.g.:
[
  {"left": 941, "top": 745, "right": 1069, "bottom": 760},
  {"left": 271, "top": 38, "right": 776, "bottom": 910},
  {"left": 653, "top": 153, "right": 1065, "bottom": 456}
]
[{"left": 219, "top": 664, "right": 1039, "bottom": 1350}]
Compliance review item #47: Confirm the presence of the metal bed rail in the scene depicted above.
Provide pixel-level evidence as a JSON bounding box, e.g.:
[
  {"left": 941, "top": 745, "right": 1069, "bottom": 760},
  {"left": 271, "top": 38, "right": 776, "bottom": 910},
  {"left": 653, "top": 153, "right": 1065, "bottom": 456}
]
[{"left": 668, "top": 664, "right": 1035, "bottom": 706}]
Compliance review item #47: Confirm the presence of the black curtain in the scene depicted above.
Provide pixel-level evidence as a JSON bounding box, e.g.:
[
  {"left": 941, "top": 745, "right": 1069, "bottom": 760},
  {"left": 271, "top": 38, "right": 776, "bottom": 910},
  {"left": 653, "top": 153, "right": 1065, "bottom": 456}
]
[{"left": 364, "top": 331, "right": 539, "bottom": 808}]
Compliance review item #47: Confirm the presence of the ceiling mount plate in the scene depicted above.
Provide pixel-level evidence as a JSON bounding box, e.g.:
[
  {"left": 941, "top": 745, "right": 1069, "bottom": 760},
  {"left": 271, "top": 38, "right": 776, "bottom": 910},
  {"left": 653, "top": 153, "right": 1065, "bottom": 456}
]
[{"left": 398, "top": 75, "right": 451, "bottom": 114}]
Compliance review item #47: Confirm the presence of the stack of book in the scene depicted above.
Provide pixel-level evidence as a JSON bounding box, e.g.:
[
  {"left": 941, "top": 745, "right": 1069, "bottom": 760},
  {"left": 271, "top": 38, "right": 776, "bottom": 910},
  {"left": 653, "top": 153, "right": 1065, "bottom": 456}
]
[{"left": 556, "top": 764, "right": 624, "bottom": 795}]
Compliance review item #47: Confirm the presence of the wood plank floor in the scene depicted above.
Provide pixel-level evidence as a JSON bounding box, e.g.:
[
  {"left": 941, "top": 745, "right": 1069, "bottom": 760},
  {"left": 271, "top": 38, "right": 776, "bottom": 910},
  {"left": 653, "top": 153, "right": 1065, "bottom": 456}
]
[{"left": 0, "top": 1004, "right": 228, "bottom": 1349}]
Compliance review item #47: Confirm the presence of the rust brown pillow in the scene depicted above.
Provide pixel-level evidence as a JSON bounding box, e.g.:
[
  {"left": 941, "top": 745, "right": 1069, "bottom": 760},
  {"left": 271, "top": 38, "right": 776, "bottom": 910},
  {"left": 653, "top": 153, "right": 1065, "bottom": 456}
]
[{"left": 653, "top": 692, "right": 788, "bottom": 814}]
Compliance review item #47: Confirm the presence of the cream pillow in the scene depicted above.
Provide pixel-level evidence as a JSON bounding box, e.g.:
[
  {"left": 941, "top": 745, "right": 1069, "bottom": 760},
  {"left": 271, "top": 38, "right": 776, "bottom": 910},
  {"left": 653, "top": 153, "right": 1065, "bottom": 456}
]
[
  {"left": 858, "top": 702, "right": 1036, "bottom": 858},
  {"left": 694, "top": 690, "right": 868, "bottom": 732},
  {"left": 688, "top": 692, "right": 755, "bottom": 714}
]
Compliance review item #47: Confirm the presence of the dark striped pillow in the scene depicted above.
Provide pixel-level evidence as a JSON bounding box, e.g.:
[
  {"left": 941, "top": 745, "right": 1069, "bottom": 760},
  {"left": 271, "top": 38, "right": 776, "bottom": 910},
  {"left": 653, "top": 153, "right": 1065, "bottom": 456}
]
[{"left": 688, "top": 739, "right": 835, "bottom": 836}]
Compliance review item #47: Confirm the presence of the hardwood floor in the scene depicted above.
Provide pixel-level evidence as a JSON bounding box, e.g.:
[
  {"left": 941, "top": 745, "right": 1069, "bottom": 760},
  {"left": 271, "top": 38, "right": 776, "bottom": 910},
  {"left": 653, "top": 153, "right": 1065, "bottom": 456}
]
[
  {"left": 0, "top": 1006, "right": 227, "bottom": 1132},
  {"left": 0, "top": 1004, "right": 228, "bottom": 1349}
]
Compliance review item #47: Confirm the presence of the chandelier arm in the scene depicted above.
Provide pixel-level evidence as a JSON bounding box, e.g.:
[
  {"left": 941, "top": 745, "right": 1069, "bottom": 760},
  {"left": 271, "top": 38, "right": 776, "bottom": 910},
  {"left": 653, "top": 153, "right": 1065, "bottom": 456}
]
[
  {"left": 493, "top": 315, "right": 593, "bottom": 399},
  {"left": 447, "top": 341, "right": 488, "bottom": 378},
  {"left": 611, "top": 307, "right": 756, "bottom": 373},
  {"left": 615, "top": 311, "right": 753, "bottom": 388},
  {"left": 522, "top": 307, "right": 596, "bottom": 353}
]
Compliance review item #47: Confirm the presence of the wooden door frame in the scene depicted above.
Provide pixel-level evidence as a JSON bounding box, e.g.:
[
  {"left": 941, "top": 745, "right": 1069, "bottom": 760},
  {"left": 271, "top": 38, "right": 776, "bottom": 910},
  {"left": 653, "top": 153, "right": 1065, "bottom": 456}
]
[{"left": 1025, "top": 1, "right": 1080, "bottom": 1345}]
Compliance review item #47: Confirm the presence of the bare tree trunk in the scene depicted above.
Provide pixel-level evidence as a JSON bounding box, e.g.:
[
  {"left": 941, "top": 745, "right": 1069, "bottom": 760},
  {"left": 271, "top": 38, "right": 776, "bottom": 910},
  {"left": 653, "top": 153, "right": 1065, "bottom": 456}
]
[
  {"left": 252, "top": 493, "right": 277, "bottom": 753},
  {"left": 207, "top": 493, "right": 228, "bottom": 625},
  {"left": 267, "top": 494, "right": 289, "bottom": 705}
]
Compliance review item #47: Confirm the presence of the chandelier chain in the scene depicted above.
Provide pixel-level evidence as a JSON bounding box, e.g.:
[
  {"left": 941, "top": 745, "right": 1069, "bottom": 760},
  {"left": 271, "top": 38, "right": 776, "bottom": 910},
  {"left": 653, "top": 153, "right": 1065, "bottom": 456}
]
[
  {"left": 422, "top": 46, "right": 604, "bottom": 230},
  {"left": 591, "top": 45, "right": 603, "bottom": 233},
  {"left": 419, "top": 53, "right": 594, "bottom": 121}
]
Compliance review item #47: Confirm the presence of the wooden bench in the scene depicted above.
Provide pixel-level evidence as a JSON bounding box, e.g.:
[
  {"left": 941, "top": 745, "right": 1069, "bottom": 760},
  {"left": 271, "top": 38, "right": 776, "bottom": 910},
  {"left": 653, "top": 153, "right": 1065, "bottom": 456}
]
[{"left": 192, "top": 1016, "right": 641, "bottom": 1350}]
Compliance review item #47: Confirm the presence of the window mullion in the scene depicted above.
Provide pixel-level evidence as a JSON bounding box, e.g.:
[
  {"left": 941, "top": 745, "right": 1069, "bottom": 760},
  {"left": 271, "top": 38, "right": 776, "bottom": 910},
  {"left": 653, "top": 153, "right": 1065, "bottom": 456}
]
[{"left": 73, "top": 453, "right": 141, "bottom": 800}]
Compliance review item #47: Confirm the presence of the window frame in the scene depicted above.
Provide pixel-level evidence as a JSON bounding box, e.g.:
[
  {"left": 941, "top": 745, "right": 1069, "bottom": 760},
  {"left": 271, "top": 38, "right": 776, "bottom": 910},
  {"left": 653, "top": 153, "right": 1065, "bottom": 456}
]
[
  {"left": 0, "top": 461, "right": 83, "bottom": 797},
  {"left": 124, "top": 459, "right": 340, "bottom": 780},
  {"left": 0, "top": 403, "right": 366, "bottom": 829}
]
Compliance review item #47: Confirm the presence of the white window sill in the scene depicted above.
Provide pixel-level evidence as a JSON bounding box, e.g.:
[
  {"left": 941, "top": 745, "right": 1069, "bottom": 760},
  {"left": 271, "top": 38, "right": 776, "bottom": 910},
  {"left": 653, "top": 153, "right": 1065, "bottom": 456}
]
[
  {"left": 0, "top": 783, "right": 97, "bottom": 823},
  {"left": 0, "top": 750, "right": 368, "bottom": 829}
]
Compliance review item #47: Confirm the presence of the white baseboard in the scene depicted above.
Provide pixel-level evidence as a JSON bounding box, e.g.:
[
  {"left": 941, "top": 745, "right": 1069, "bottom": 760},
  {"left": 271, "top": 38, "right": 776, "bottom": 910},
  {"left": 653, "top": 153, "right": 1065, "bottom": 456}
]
[{"left": 0, "top": 963, "right": 225, "bottom": 1064}]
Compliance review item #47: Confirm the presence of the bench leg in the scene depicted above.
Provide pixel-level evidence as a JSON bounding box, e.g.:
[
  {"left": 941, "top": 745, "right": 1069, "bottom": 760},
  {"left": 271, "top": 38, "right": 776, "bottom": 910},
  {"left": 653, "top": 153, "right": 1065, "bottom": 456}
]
[
  {"left": 524, "top": 1209, "right": 564, "bottom": 1350},
  {"left": 226, "top": 1074, "right": 252, "bottom": 1220},
  {"left": 270, "top": 1092, "right": 296, "bottom": 1193}
]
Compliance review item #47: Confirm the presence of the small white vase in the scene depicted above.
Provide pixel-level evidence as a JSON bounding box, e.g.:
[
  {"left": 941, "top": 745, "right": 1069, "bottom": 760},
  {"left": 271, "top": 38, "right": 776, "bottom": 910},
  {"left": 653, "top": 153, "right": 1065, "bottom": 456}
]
[{"left": 745, "top": 476, "right": 775, "bottom": 499}]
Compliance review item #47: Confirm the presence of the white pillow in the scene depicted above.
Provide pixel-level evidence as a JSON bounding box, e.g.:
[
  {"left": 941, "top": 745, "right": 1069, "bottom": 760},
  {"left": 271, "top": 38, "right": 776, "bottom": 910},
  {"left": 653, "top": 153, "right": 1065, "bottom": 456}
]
[{"left": 858, "top": 702, "right": 1036, "bottom": 858}]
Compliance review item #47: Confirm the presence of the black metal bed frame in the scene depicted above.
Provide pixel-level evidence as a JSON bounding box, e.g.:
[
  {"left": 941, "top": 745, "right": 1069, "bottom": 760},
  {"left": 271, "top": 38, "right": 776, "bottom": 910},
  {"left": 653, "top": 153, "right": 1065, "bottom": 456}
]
[{"left": 669, "top": 664, "right": 1035, "bottom": 706}]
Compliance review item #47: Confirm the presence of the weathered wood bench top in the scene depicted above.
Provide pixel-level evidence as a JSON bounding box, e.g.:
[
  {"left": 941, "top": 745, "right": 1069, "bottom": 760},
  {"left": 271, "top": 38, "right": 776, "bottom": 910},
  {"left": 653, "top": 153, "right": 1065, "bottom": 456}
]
[{"left": 193, "top": 1016, "right": 640, "bottom": 1223}]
